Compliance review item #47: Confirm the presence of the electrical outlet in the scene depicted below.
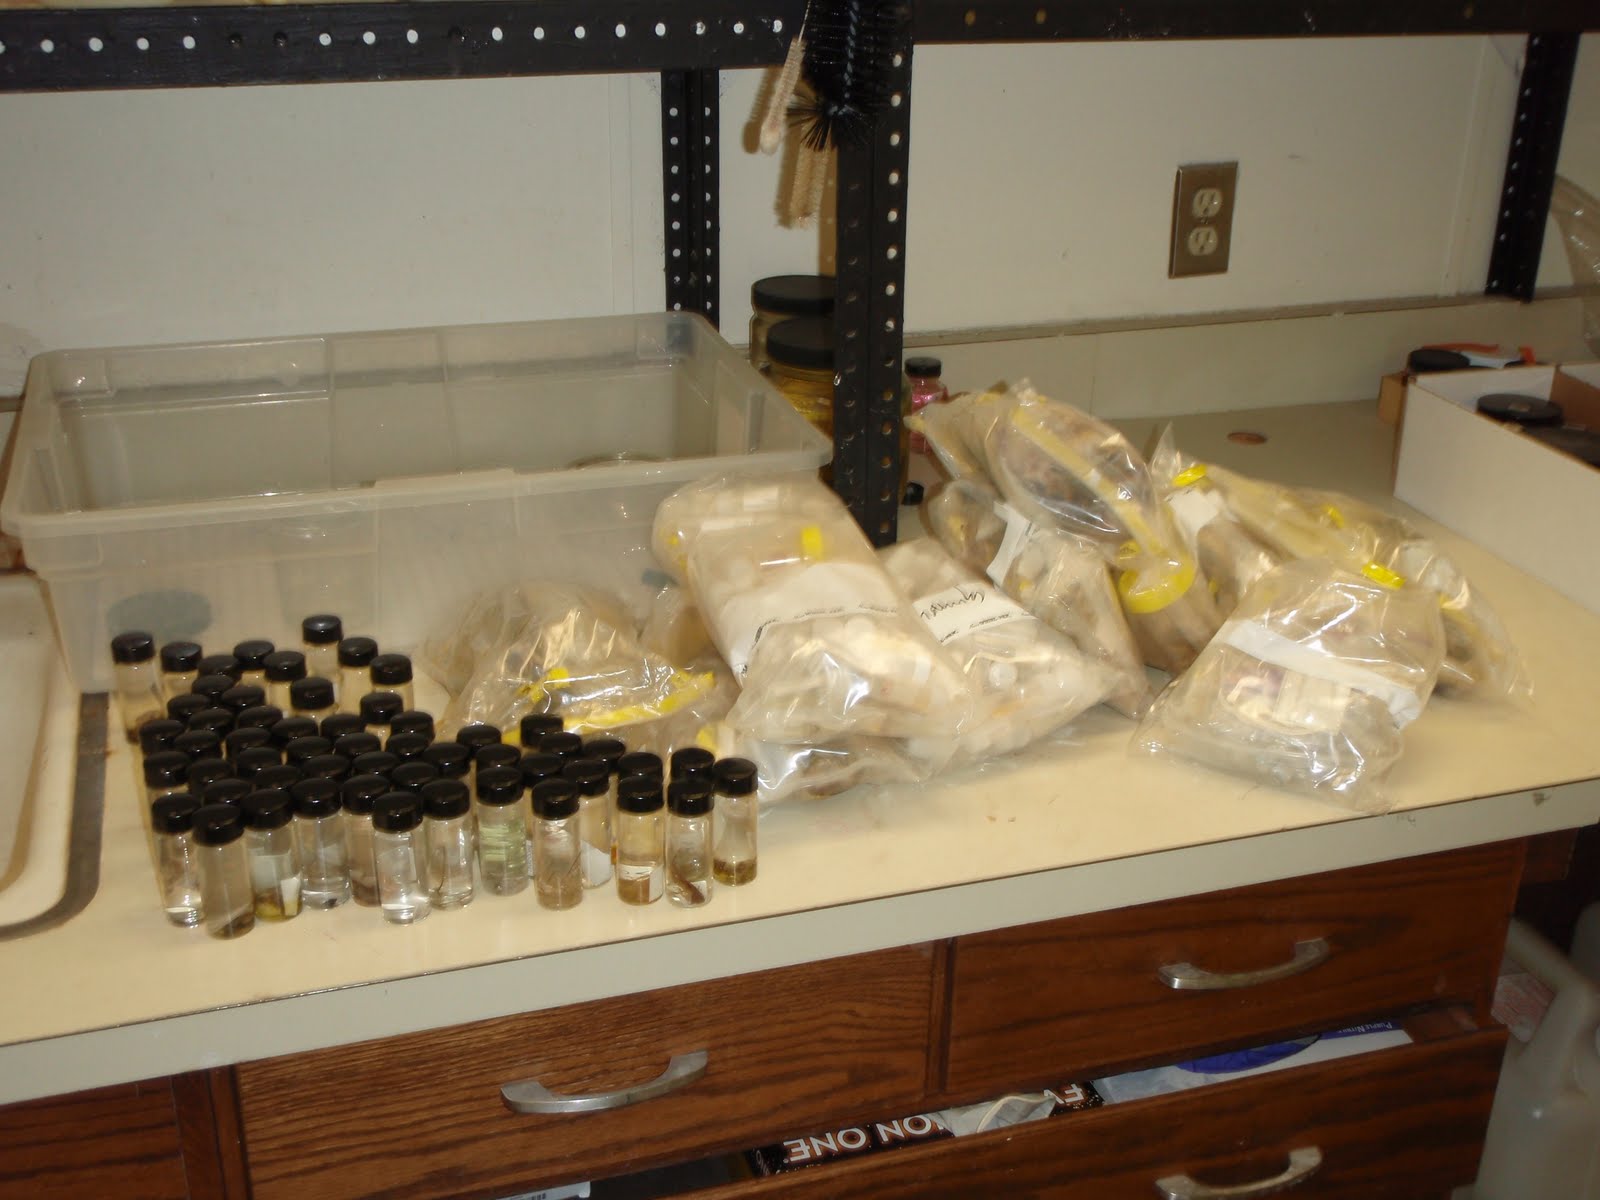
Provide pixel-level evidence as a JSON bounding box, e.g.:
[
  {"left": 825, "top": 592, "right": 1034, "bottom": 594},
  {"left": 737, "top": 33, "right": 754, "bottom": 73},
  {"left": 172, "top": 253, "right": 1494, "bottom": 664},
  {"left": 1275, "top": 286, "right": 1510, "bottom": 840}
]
[{"left": 1169, "top": 161, "right": 1237, "bottom": 278}]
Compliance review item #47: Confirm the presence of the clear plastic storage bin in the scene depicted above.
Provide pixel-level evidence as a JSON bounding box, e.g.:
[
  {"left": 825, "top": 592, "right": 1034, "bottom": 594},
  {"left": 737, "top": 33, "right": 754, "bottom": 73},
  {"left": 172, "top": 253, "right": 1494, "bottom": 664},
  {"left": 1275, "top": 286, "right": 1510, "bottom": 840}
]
[{"left": 1, "top": 314, "right": 831, "bottom": 691}]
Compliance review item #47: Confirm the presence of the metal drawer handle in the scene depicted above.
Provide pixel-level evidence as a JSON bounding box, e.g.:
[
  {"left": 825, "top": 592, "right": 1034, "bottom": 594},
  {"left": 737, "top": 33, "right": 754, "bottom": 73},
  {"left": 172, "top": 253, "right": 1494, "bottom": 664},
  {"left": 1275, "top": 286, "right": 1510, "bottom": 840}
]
[
  {"left": 500, "top": 1050, "right": 708, "bottom": 1115},
  {"left": 1155, "top": 1145, "right": 1323, "bottom": 1199},
  {"left": 1158, "top": 937, "right": 1330, "bottom": 991}
]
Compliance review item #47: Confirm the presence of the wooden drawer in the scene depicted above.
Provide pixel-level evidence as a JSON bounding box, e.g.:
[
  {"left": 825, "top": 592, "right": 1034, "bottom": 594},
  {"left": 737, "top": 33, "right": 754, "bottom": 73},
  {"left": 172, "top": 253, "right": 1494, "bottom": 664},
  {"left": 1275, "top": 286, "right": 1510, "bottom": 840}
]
[
  {"left": 945, "top": 841, "right": 1520, "bottom": 1095},
  {"left": 237, "top": 944, "right": 936, "bottom": 1200},
  {"left": 691, "top": 1011, "right": 1505, "bottom": 1199}
]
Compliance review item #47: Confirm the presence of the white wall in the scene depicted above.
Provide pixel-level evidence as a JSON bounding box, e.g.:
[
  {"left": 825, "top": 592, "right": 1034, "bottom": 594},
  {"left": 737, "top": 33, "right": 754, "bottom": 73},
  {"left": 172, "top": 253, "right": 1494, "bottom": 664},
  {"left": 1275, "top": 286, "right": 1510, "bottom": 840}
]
[{"left": 0, "top": 33, "right": 1595, "bottom": 393}]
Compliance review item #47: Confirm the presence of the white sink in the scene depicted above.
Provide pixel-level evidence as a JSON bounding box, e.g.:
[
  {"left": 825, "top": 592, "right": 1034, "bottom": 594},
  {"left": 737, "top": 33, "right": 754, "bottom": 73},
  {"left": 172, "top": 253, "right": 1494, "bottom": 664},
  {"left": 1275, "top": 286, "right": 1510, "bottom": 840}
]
[{"left": 0, "top": 574, "right": 79, "bottom": 929}]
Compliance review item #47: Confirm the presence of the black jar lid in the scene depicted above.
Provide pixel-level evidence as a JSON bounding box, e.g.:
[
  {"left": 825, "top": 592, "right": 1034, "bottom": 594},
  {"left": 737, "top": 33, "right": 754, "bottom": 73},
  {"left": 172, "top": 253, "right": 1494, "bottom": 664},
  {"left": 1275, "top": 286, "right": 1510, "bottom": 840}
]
[
  {"left": 302, "top": 614, "right": 343, "bottom": 645},
  {"left": 617, "top": 774, "right": 664, "bottom": 813},
  {"left": 338, "top": 636, "right": 378, "bottom": 668},
  {"left": 191, "top": 674, "right": 236, "bottom": 704},
  {"left": 285, "top": 735, "right": 333, "bottom": 766},
  {"left": 1476, "top": 391, "right": 1563, "bottom": 427},
  {"left": 668, "top": 778, "right": 714, "bottom": 817},
  {"left": 235, "top": 704, "right": 285, "bottom": 731},
  {"left": 422, "top": 778, "right": 471, "bottom": 820},
  {"left": 476, "top": 743, "right": 521, "bottom": 773},
  {"left": 369, "top": 653, "right": 412, "bottom": 686},
  {"left": 232, "top": 640, "right": 275, "bottom": 669},
  {"left": 342, "top": 773, "right": 390, "bottom": 815},
  {"left": 713, "top": 756, "right": 758, "bottom": 796},
  {"left": 320, "top": 713, "right": 366, "bottom": 741},
  {"left": 158, "top": 640, "right": 203, "bottom": 673},
  {"left": 386, "top": 732, "right": 432, "bottom": 764},
  {"left": 391, "top": 711, "right": 435, "bottom": 742},
  {"left": 519, "top": 713, "right": 564, "bottom": 745},
  {"left": 391, "top": 761, "right": 441, "bottom": 792},
  {"left": 766, "top": 316, "right": 834, "bottom": 371},
  {"left": 187, "top": 707, "right": 235, "bottom": 736},
  {"left": 192, "top": 803, "right": 245, "bottom": 847},
  {"left": 359, "top": 691, "right": 403, "bottom": 726},
  {"left": 151, "top": 794, "right": 201, "bottom": 834},
  {"left": 423, "top": 740, "right": 471, "bottom": 779},
  {"left": 166, "top": 693, "right": 211, "bottom": 722},
  {"left": 197, "top": 654, "right": 242, "bottom": 681},
  {"left": 173, "top": 729, "right": 222, "bottom": 762},
  {"left": 202, "top": 778, "right": 252, "bottom": 807},
  {"left": 562, "top": 758, "right": 610, "bottom": 797},
  {"left": 263, "top": 650, "right": 306, "bottom": 683},
  {"left": 138, "top": 719, "right": 186, "bottom": 756},
  {"left": 143, "top": 749, "right": 191, "bottom": 788},
  {"left": 457, "top": 723, "right": 503, "bottom": 753},
  {"left": 476, "top": 766, "right": 525, "bottom": 806},
  {"left": 270, "top": 716, "right": 319, "bottom": 747},
  {"left": 581, "top": 737, "right": 626, "bottom": 768},
  {"left": 110, "top": 630, "right": 155, "bottom": 664},
  {"left": 670, "top": 746, "right": 715, "bottom": 780},
  {"left": 291, "top": 776, "right": 342, "bottom": 818},
  {"left": 254, "top": 763, "right": 302, "bottom": 790},
  {"left": 539, "top": 731, "right": 584, "bottom": 762},
  {"left": 371, "top": 793, "right": 423, "bottom": 834},
  {"left": 241, "top": 788, "right": 295, "bottom": 831},
  {"left": 618, "top": 751, "right": 664, "bottom": 779},
  {"left": 532, "top": 778, "right": 580, "bottom": 820},
  {"left": 302, "top": 753, "right": 351, "bottom": 782},
  {"left": 335, "top": 731, "right": 384, "bottom": 760},
  {"left": 751, "top": 273, "right": 835, "bottom": 316},
  {"left": 219, "top": 684, "right": 267, "bottom": 714},
  {"left": 186, "top": 757, "right": 235, "bottom": 793},
  {"left": 519, "top": 752, "right": 566, "bottom": 786},
  {"left": 233, "top": 746, "right": 284, "bottom": 778},
  {"left": 352, "top": 751, "right": 399, "bottom": 778},
  {"left": 904, "top": 355, "right": 943, "bottom": 379},
  {"left": 290, "top": 677, "right": 336, "bottom": 711}
]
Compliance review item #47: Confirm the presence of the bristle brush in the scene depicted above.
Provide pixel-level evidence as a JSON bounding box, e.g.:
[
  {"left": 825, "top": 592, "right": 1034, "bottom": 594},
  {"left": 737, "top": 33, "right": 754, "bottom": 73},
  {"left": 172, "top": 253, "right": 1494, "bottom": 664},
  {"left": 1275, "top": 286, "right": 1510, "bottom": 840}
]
[{"left": 792, "top": 0, "right": 898, "bottom": 151}]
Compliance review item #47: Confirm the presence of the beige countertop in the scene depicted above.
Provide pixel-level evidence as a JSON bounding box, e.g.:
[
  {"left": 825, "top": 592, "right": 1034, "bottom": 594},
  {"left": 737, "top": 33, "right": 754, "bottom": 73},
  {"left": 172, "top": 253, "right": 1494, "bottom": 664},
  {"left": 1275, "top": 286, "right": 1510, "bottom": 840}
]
[{"left": 2, "top": 400, "right": 1598, "bottom": 1106}]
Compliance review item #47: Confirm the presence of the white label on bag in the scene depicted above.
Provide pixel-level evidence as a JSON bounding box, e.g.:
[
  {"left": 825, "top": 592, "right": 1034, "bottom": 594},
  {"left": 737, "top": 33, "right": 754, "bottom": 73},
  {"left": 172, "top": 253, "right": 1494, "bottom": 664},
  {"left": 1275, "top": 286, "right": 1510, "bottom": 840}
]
[
  {"left": 718, "top": 561, "right": 901, "bottom": 680},
  {"left": 1217, "top": 619, "right": 1423, "bottom": 726},
  {"left": 914, "top": 583, "right": 1030, "bottom": 645},
  {"left": 986, "top": 500, "right": 1037, "bottom": 585},
  {"left": 1167, "top": 487, "right": 1226, "bottom": 546}
]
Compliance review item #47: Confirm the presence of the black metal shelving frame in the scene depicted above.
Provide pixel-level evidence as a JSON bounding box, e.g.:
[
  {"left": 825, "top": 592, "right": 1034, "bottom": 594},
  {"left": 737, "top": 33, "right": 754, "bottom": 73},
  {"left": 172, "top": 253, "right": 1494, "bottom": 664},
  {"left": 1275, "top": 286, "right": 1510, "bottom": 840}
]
[{"left": 2, "top": 0, "right": 1596, "bottom": 542}]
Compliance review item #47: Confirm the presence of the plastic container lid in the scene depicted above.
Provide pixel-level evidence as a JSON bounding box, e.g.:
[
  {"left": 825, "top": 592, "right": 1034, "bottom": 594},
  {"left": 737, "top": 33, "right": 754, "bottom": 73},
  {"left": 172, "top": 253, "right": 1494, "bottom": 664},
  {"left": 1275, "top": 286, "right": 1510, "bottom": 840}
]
[
  {"left": 668, "top": 778, "right": 713, "bottom": 816},
  {"left": 1529, "top": 424, "right": 1600, "bottom": 467},
  {"left": 233, "top": 746, "right": 284, "bottom": 778},
  {"left": 192, "top": 803, "right": 245, "bottom": 847},
  {"left": 187, "top": 707, "right": 234, "bottom": 735},
  {"left": 191, "top": 674, "right": 236, "bottom": 704},
  {"left": 143, "top": 749, "right": 191, "bottom": 788},
  {"left": 386, "top": 732, "right": 432, "bottom": 763},
  {"left": 618, "top": 751, "right": 664, "bottom": 779},
  {"left": 670, "top": 746, "right": 715, "bottom": 780},
  {"left": 291, "top": 776, "right": 341, "bottom": 818},
  {"left": 1476, "top": 392, "right": 1564, "bottom": 427},
  {"left": 301, "top": 614, "right": 343, "bottom": 645},
  {"left": 341, "top": 774, "right": 390, "bottom": 815},
  {"left": 359, "top": 691, "right": 403, "bottom": 725},
  {"left": 369, "top": 653, "right": 413, "bottom": 686},
  {"left": 320, "top": 713, "right": 366, "bottom": 741},
  {"left": 582, "top": 737, "right": 626, "bottom": 768},
  {"left": 519, "top": 752, "right": 566, "bottom": 786},
  {"left": 562, "top": 758, "right": 610, "bottom": 797},
  {"left": 198, "top": 654, "right": 242, "bottom": 681},
  {"left": 302, "top": 754, "right": 351, "bottom": 782},
  {"left": 904, "top": 356, "right": 943, "bottom": 379},
  {"left": 371, "top": 793, "right": 423, "bottom": 834},
  {"left": 202, "top": 778, "right": 252, "bottom": 807},
  {"left": 159, "top": 641, "right": 203, "bottom": 673},
  {"left": 166, "top": 694, "right": 210, "bottom": 722},
  {"left": 751, "top": 274, "right": 836, "bottom": 316},
  {"left": 110, "top": 630, "right": 155, "bottom": 664},
  {"left": 232, "top": 640, "right": 275, "bottom": 670},
  {"left": 234, "top": 704, "right": 285, "bottom": 731},
  {"left": 391, "top": 760, "right": 441, "bottom": 792},
  {"left": 476, "top": 766, "right": 525, "bottom": 806},
  {"left": 255, "top": 764, "right": 302, "bottom": 790},
  {"left": 532, "top": 778, "right": 580, "bottom": 820},
  {"left": 422, "top": 778, "right": 471, "bottom": 820},
  {"left": 476, "top": 743, "right": 521, "bottom": 774},
  {"left": 263, "top": 650, "right": 307, "bottom": 683},
  {"left": 151, "top": 794, "right": 201, "bottom": 834},
  {"left": 241, "top": 788, "right": 294, "bottom": 831},
  {"left": 285, "top": 735, "right": 333, "bottom": 765},
  {"left": 186, "top": 757, "right": 235, "bottom": 793},
  {"left": 219, "top": 684, "right": 266, "bottom": 714},
  {"left": 352, "top": 751, "right": 399, "bottom": 778},
  {"left": 334, "top": 731, "right": 383, "bottom": 759},
  {"left": 540, "top": 732, "right": 584, "bottom": 762},
  {"left": 338, "top": 637, "right": 378, "bottom": 668},
  {"left": 457, "top": 723, "right": 503, "bottom": 753},
  {"left": 766, "top": 317, "right": 835, "bottom": 371},
  {"left": 519, "top": 713, "right": 564, "bottom": 745},
  {"left": 391, "top": 711, "right": 435, "bottom": 742},
  {"left": 173, "top": 729, "right": 222, "bottom": 762},
  {"left": 423, "top": 740, "right": 471, "bottom": 779},
  {"left": 290, "top": 677, "right": 335, "bottom": 711},
  {"left": 138, "top": 719, "right": 186, "bottom": 756},
  {"left": 713, "top": 756, "right": 758, "bottom": 796},
  {"left": 617, "top": 775, "right": 664, "bottom": 813}
]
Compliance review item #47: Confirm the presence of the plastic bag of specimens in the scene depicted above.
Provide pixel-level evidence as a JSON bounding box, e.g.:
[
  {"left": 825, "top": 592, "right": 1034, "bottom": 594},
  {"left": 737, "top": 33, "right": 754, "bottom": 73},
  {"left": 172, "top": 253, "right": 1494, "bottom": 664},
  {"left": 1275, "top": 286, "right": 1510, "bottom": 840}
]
[
  {"left": 879, "top": 538, "right": 1112, "bottom": 765},
  {"left": 653, "top": 475, "right": 969, "bottom": 758},
  {"left": 1134, "top": 559, "right": 1447, "bottom": 811}
]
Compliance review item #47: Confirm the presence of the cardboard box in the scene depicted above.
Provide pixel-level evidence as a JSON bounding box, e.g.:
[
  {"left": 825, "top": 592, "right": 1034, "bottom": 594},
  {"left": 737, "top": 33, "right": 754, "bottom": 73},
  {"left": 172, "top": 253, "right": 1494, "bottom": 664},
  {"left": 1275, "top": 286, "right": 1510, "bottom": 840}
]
[
  {"left": 1394, "top": 364, "right": 1600, "bottom": 613},
  {"left": 1377, "top": 370, "right": 1410, "bottom": 427}
]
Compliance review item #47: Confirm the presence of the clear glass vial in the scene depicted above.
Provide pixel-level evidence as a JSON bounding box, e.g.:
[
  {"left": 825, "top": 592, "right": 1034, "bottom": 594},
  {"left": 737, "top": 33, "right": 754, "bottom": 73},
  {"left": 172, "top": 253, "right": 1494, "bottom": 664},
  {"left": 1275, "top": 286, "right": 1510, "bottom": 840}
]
[
  {"left": 301, "top": 753, "right": 351, "bottom": 784},
  {"left": 172, "top": 729, "right": 223, "bottom": 763},
  {"left": 192, "top": 804, "right": 255, "bottom": 939},
  {"left": 423, "top": 740, "right": 470, "bottom": 781},
  {"left": 202, "top": 778, "right": 251, "bottom": 809},
  {"left": 321, "top": 712, "right": 366, "bottom": 743},
  {"left": 391, "top": 760, "right": 440, "bottom": 793},
  {"left": 531, "top": 778, "right": 583, "bottom": 911},
  {"left": 670, "top": 746, "right": 715, "bottom": 782},
  {"left": 422, "top": 779, "right": 475, "bottom": 910},
  {"left": 618, "top": 751, "right": 664, "bottom": 782},
  {"left": 144, "top": 750, "right": 191, "bottom": 810},
  {"left": 519, "top": 752, "right": 565, "bottom": 790},
  {"left": 474, "top": 743, "right": 520, "bottom": 797},
  {"left": 151, "top": 795, "right": 204, "bottom": 927},
  {"left": 539, "top": 732, "right": 584, "bottom": 765},
  {"left": 341, "top": 773, "right": 388, "bottom": 906},
  {"left": 185, "top": 756, "right": 235, "bottom": 797},
  {"left": 712, "top": 757, "right": 759, "bottom": 886},
  {"left": 232, "top": 640, "right": 275, "bottom": 689},
  {"left": 387, "top": 732, "right": 433, "bottom": 765},
  {"left": 369, "top": 653, "right": 415, "bottom": 711},
  {"left": 190, "top": 673, "right": 233, "bottom": 707},
  {"left": 563, "top": 758, "right": 612, "bottom": 888},
  {"left": 457, "top": 724, "right": 502, "bottom": 792},
  {"left": 241, "top": 788, "right": 303, "bottom": 921},
  {"left": 519, "top": 713, "right": 563, "bottom": 746},
  {"left": 358, "top": 691, "right": 403, "bottom": 746},
  {"left": 219, "top": 684, "right": 267, "bottom": 714},
  {"left": 138, "top": 719, "right": 186, "bottom": 762},
  {"left": 301, "top": 615, "right": 343, "bottom": 686},
  {"left": 197, "top": 653, "right": 242, "bottom": 683},
  {"left": 615, "top": 776, "right": 665, "bottom": 906},
  {"left": 284, "top": 735, "right": 334, "bottom": 769},
  {"left": 233, "top": 745, "right": 284, "bottom": 782},
  {"left": 234, "top": 704, "right": 285, "bottom": 733},
  {"left": 269, "top": 715, "right": 319, "bottom": 749},
  {"left": 158, "top": 641, "right": 202, "bottom": 703},
  {"left": 263, "top": 650, "right": 307, "bottom": 713},
  {"left": 290, "top": 677, "right": 337, "bottom": 722},
  {"left": 666, "top": 779, "right": 714, "bottom": 908},
  {"left": 372, "top": 793, "right": 430, "bottom": 925},
  {"left": 166, "top": 693, "right": 210, "bottom": 725},
  {"left": 292, "top": 777, "right": 351, "bottom": 909},
  {"left": 475, "top": 767, "right": 530, "bottom": 896},
  {"left": 110, "top": 631, "right": 164, "bottom": 743},
  {"left": 391, "top": 711, "right": 435, "bottom": 744},
  {"left": 336, "top": 637, "right": 378, "bottom": 715},
  {"left": 335, "top": 731, "right": 383, "bottom": 761},
  {"left": 187, "top": 708, "right": 235, "bottom": 741}
]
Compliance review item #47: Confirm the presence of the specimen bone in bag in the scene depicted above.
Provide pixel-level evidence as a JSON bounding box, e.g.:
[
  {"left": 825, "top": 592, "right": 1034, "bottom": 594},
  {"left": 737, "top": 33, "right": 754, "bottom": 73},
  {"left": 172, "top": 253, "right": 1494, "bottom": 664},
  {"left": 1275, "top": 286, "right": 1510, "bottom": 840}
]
[
  {"left": 924, "top": 476, "right": 1152, "bottom": 717},
  {"left": 1134, "top": 558, "right": 1447, "bottom": 811}
]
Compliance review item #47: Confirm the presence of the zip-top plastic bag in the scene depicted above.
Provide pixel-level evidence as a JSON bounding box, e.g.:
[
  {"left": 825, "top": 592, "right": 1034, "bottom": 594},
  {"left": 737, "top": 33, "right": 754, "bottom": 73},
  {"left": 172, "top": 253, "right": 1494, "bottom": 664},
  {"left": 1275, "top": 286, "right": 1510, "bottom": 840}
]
[
  {"left": 652, "top": 475, "right": 970, "bottom": 754},
  {"left": 1203, "top": 465, "right": 1529, "bottom": 701},
  {"left": 1134, "top": 558, "right": 1447, "bottom": 810},
  {"left": 907, "top": 385, "right": 1008, "bottom": 481},
  {"left": 924, "top": 476, "right": 1152, "bottom": 717},
  {"left": 879, "top": 537, "right": 1113, "bottom": 764},
  {"left": 698, "top": 723, "right": 934, "bottom": 807},
  {"left": 984, "top": 383, "right": 1222, "bottom": 674}
]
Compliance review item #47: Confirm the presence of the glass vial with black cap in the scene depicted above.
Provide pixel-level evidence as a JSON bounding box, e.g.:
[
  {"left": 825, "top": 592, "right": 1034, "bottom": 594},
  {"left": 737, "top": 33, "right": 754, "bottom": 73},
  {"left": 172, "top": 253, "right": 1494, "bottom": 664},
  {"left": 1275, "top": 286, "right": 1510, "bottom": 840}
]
[
  {"left": 301, "top": 615, "right": 343, "bottom": 687},
  {"left": 373, "top": 794, "right": 429, "bottom": 925},
  {"left": 539, "top": 732, "right": 584, "bottom": 765},
  {"left": 263, "top": 650, "right": 307, "bottom": 713},
  {"left": 519, "top": 712, "right": 563, "bottom": 747},
  {"left": 391, "top": 711, "right": 435, "bottom": 745},
  {"left": 670, "top": 746, "right": 715, "bottom": 781},
  {"left": 235, "top": 704, "right": 284, "bottom": 733},
  {"left": 532, "top": 779, "right": 583, "bottom": 911},
  {"left": 166, "top": 693, "right": 210, "bottom": 724},
  {"left": 290, "top": 677, "right": 336, "bottom": 722},
  {"left": 563, "top": 758, "right": 612, "bottom": 888},
  {"left": 138, "top": 719, "right": 186, "bottom": 762},
  {"left": 341, "top": 774, "right": 389, "bottom": 907},
  {"left": 456, "top": 723, "right": 502, "bottom": 793},
  {"left": 232, "top": 640, "right": 274, "bottom": 689},
  {"left": 615, "top": 775, "right": 664, "bottom": 906},
  {"left": 358, "top": 691, "right": 403, "bottom": 747},
  {"left": 158, "top": 640, "right": 202, "bottom": 703},
  {"left": 713, "top": 757, "right": 759, "bottom": 886},
  {"left": 219, "top": 684, "right": 266, "bottom": 715},
  {"left": 241, "top": 789, "right": 302, "bottom": 921},
  {"left": 422, "top": 779, "right": 474, "bottom": 910},
  {"left": 320, "top": 712, "right": 365, "bottom": 743},
  {"left": 197, "top": 653, "right": 242, "bottom": 683},
  {"left": 337, "top": 637, "right": 378, "bottom": 715},
  {"left": 110, "top": 631, "right": 164, "bottom": 742},
  {"left": 475, "top": 767, "right": 530, "bottom": 896},
  {"left": 193, "top": 804, "right": 255, "bottom": 939},
  {"left": 666, "top": 778, "right": 714, "bottom": 908},
  {"left": 369, "top": 653, "right": 414, "bottom": 711},
  {"left": 152, "top": 795, "right": 204, "bottom": 927},
  {"left": 292, "top": 778, "right": 350, "bottom": 909}
]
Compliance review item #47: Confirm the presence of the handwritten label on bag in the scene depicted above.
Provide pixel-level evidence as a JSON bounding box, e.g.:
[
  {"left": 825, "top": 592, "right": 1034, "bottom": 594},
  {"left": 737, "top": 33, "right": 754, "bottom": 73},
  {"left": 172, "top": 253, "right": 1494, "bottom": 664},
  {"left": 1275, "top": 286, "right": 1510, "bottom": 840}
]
[{"left": 914, "top": 583, "right": 1030, "bottom": 645}]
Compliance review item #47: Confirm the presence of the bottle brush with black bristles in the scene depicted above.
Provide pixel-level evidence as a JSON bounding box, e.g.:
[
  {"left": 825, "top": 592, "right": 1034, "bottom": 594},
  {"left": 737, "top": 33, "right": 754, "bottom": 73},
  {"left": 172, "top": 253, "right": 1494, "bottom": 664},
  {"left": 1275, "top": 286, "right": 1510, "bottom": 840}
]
[{"left": 792, "top": 0, "right": 899, "bottom": 152}]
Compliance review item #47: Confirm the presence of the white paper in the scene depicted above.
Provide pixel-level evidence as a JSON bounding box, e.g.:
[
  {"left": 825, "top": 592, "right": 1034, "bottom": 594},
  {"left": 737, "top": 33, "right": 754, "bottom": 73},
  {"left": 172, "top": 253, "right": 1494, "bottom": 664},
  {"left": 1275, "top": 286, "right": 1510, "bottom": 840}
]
[
  {"left": 1167, "top": 486, "right": 1226, "bottom": 546},
  {"left": 913, "top": 583, "right": 1030, "bottom": 645},
  {"left": 717, "top": 562, "right": 901, "bottom": 679},
  {"left": 986, "top": 500, "right": 1037, "bottom": 585},
  {"left": 1218, "top": 619, "right": 1424, "bottom": 726}
]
